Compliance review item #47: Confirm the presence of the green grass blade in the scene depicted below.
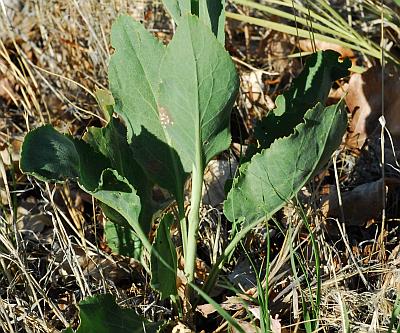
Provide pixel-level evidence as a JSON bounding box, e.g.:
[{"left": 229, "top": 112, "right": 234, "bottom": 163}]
[
  {"left": 226, "top": 12, "right": 381, "bottom": 59},
  {"left": 233, "top": 0, "right": 354, "bottom": 39}
]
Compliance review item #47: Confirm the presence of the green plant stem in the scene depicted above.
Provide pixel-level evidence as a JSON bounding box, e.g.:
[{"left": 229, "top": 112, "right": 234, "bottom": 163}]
[
  {"left": 185, "top": 162, "right": 203, "bottom": 284},
  {"left": 179, "top": 214, "right": 188, "bottom": 258}
]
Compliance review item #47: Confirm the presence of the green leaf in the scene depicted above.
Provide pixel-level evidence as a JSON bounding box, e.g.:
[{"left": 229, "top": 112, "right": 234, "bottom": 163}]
[
  {"left": 101, "top": 203, "right": 142, "bottom": 260},
  {"left": 109, "top": 16, "right": 164, "bottom": 143},
  {"left": 162, "top": 0, "right": 191, "bottom": 20},
  {"left": 20, "top": 125, "right": 81, "bottom": 183},
  {"left": 20, "top": 126, "right": 144, "bottom": 237},
  {"left": 151, "top": 214, "right": 177, "bottom": 300},
  {"left": 163, "top": 0, "right": 226, "bottom": 44},
  {"left": 109, "top": 15, "right": 187, "bottom": 210},
  {"left": 81, "top": 167, "right": 145, "bottom": 259},
  {"left": 162, "top": 0, "right": 182, "bottom": 21},
  {"left": 130, "top": 128, "right": 187, "bottom": 211},
  {"left": 224, "top": 100, "right": 347, "bottom": 228},
  {"left": 248, "top": 50, "right": 350, "bottom": 157},
  {"left": 82, "top": 169, "right": 142, "bottom": 232},
  {"left": 20, "top": 125, "right": 109, "bottom": 187},
  {"left": 84, "top": 117, "right": 155, "bottom": 234},
  {"left": 64, "top": 294, "right": 163, "bottom": 333},
  {"left": 199, "top": 0, "right": 225, "bottom": 44},
  {"left": 104, "top": 222, "right": 140, "bottom": 258},
  {"left": 158, "top": 14, "right": 239, "bottom": 172}
]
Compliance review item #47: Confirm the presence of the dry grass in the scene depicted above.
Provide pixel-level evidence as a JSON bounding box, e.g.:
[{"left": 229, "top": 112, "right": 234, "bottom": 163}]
[
  {"left": 0, "top": 0, "right": 399, "bottom": 332},
  {"left": 0, "top": 1, "right": 168, "bottom": 332}
]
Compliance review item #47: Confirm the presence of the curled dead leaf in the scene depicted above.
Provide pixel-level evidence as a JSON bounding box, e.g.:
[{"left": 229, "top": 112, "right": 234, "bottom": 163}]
[
  {"left": 321, "top": 179, "right": 386, "bottom": 226},
  {"left": 345, "top": 65, "right": 400, "bottom": 149},
  {"left": 299, "top": 39, "right": 355, "bottom": 61}
]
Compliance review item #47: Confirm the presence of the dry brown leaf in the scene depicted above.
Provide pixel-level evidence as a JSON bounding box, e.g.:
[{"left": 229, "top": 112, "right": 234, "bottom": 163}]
[
  {"left": 17, "top": 212, "right": 53, "bottom": 243},
  {"left": 229, "top": 320, "right": 261, "bottom": 333},
  {"left": 264, "top": 32, "right": 295, "bottom": 73},
  {"left": 221, "top": 296, "right": 246, "bottom": 311},
  {"left": 241, "top": 70, "right": 265, "bottom": 109},
  {"left": 345, "top": 65, "right": 400, "bottom": 149},
  {"left": 0, "top": 58, "right": 17, "bottom": 103},
  {"left": 299, "top": 39, "right": 355, "bottom": 61},
  {"left": 176, "top": 269, "right": 187, "bottom": 303},
  {"left": 321, "top": 179, "right": 385, "bottom": 226},
  {"left": 196, "top": 303, "right": 216, "bottom": 318},
  {"left": 203, "top": 159, "right": 238, "bottom": 207},
  {"left": 171, "top": 321, "right": 193, "bottom": 333},
  {"left": 53, "top": 245, "right": 141, "bottom": 283},
  {"left": 270, "top": 314, "right": 283, "bottom": 333},
  {"left": 197, "top": 296, "right": 248, "bottom": 318}
]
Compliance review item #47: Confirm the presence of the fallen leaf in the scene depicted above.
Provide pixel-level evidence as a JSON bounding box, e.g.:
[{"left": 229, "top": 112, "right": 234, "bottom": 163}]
[
  {"left": 196, "top": 304, "right": 216, "bottom": 318},
  {"left": 203, "top": 159, "right": 238, "bottom": 207},
  {"left": 248, "top": 306, "right": 260, "bottom": 320},
  {"left": 299, "top": 39, "right": 355, "bottom": 61},
  {"left": 171, "top": 321, "right": 193, "bottom": 333},
  {"left": 196, "top": 296, "right": 248, "bottom": 318},
  {"left": 0, "top": 139, "right": 22, "bottom": 165},
  {"left": 229, "top": 320, "right": 261, "bottom": 333},
  {"left": 345, "top": 65, "right": 400, "bottom": 149},
  {"left": 321, "top": 179, "right": 386, "bottom": 226},
  {"left": 241, "top": 70, "right": 265, "bottom": 109},
  {"left": 270, "top": 314, "right": 282, "bottom": 333}
]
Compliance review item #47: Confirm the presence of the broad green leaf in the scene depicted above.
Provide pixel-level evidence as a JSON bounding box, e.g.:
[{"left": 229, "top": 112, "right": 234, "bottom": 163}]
[
  {"left": 81, "top": 169, "right": 142, "bottom": 235},
  {"left": 163, "top": 0, "right": 226, "bottom": 44},
  {"left": 20, "top": 125, "right": 81, "bottom": 183},
  {"left": 84, "top": 118, "right": 144, "bottom": 190},
  {"left": 199, "top": 0, "right": 225, "bottom": 44},
  {"left": 162, "top": 0, "right": 182, "bottom": 21},
  {"left": 102, "top": 204, "right": 141, "bottom": 261},
  {"left": 20, "top": 125, "right": 108, "bottom": 187},
  {"left": 248, "top": 50, "right": 350, "bottom": 157},
  {"left": 130, "top": 128, "right": 187, "bottom": 211},
  {"left": 104, "top": 222, "right": 140, "bottom": 258},
  {"left": 109, "top": 16, "right": 164, "bottom": 142},
  {"left": 84, "top": 118, "right": 154, "bottom": 234},
  {"left": 20, "top": 126, "right": 144, "bottom": 236},
  {"left": 158, "top": 14, "right": 239, "bottom": 172},
  {"left": 99, "top": 203, "right": 130, "bottom": 228},
  {"left": 224, "top": 100, "right": 347, "bottom": 227},
  {"left": 109, "top": 15, "right": 187, "bottom": 210},
  {"left": 190, "top": 0, "right": 199, "bottom": 15},
  {"left": 151, "top": 214, "right": 177, "bottom": 300},
  {"left": 162, "top": 0, "right": 191, "bottom": 20},
  {"left": 64, "top": 294, "right": 163, "bottom": 333}
]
